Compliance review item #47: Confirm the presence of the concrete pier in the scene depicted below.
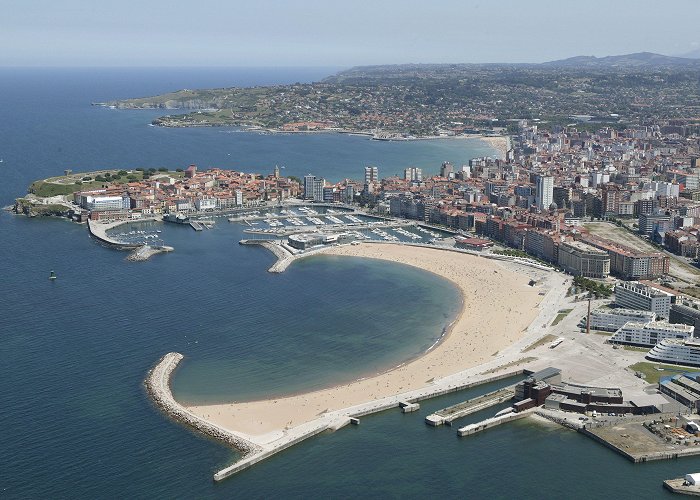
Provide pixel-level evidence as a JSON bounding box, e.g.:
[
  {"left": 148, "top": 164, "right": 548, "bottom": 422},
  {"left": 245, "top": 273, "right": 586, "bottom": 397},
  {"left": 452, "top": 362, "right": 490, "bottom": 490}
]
[
  {"left": 664, "top": 478, "right": 700, "bottom": 496},
  {"left": 456, "top": 408, "right": 534, "bottom": 437},
  {"left": 400, "top": 402, "right": 420, "bottom": 413},
  {"left": 425, "top": 386, "right": 515, "bottom": 426},
  {"left": 87, "top": 219, "right": 143, "bottom": 249}
]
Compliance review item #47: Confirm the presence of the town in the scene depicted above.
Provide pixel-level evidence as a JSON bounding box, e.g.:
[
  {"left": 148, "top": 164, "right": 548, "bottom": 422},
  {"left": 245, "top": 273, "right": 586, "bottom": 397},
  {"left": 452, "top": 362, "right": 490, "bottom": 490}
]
[
  {"left": 104, "top": 55, "right": 700, "bottom": 137},
  {"left": 18, "top": 116, "right": 700, "bottom": 359}
]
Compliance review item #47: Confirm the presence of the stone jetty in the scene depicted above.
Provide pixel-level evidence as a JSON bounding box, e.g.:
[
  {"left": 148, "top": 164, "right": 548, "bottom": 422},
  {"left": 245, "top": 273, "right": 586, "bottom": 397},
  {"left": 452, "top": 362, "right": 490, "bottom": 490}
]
[{"left": 144, "top": 353, "right": 261, "bottom": 457}]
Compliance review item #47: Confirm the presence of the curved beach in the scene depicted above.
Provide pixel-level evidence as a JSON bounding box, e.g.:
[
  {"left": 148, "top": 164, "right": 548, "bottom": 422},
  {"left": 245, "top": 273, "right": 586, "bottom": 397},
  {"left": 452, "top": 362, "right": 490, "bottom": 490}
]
[{"left": 185, "top": 243, "right": 548, "bottom": 439}]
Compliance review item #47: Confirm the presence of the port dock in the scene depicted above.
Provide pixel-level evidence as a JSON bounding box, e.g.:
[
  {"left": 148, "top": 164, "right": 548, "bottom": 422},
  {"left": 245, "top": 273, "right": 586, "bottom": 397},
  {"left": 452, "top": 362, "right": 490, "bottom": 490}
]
[
  {"left": 456, "top": 408, "right": 534, "bottom": 436},
  {"left": 664, "top": 478, "right": 700, "bottom": 496},
  {"left": 425, "top": 386, "right": 515, "bottom": 426}
]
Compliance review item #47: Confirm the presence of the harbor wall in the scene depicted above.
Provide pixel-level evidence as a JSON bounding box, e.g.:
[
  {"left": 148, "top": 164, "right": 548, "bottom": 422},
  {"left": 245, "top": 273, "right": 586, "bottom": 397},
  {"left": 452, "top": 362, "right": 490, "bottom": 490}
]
[
  {"left": 457, "top": 408, "right": 533, "bottom": 436},
  {"left": 214, "top": 422, "right": 333, "bottom": 481},
  {"left": 347, "top": 370, "right": 524, "bottom": 418},
  {"left": 86, "top": 219, "right": 144, "bottom": 249},
  {"left": 144, "top": 353, "right": 261, "bottom": 457}
]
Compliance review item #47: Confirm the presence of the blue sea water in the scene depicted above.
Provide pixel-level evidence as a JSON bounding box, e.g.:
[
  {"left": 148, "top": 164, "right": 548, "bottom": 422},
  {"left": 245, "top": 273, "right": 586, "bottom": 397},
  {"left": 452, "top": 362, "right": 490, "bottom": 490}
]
[{"left": 0, "top": 67, "right": 692, "bottom": 498}]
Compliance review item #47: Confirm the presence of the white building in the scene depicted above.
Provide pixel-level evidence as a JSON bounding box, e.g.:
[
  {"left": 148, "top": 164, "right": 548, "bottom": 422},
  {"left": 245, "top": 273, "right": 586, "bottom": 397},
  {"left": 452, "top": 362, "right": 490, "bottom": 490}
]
[
  {"left": 404, "top": 167, "right": 423, "bottom": 182},
  {"left": 364, "top": 166, "right": 378, "bottom": 184},
  {"left": 175, "top": 199, "right": 191, "bottom": 212},
  {"left": 614, "top": 281, "right": 674, "bottom": 319},
  {"left": 647, "top": 338, "right": 700, "bottom": 367},
  {"left": 588, "top": 308, "right": 656, "bottom": 332},
  {"left": 303, "top": 175, "right": 325, "bottom": 202},
  {"left": 535, "top": 175, "right": 553, "bottom": 211},
  {"left": 610, "top": 320, "right": 694, "bottom": 347},
  {"left": 194, "top": 198, "right": 216, "bottom": 211},
  {"left": 85, "top": 195, "right": 129, "bottom": 212}
]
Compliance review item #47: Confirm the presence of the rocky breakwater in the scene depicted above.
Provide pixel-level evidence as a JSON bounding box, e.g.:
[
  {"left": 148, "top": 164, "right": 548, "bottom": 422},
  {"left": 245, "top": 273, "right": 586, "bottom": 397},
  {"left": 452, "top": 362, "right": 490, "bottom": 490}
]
[
  {"left": 239, "top": 239, "right": 295, "bottom": 273},
  {"left": 126, "top": 245, "right": 174, "bottom": 262},
  {"left": 144, "top": 353, "right": 261, "bottom": 457}
]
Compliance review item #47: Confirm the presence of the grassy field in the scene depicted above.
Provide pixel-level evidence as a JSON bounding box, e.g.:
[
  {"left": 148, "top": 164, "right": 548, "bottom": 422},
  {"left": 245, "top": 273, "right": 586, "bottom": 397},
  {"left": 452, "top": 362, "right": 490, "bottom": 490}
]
[
  {"left": 522, "top": 334, "right": 559, "bottom": 352},
  {"left": 551, "top": 309, "right": 573, "bottom": 327},
  {"left": 30, "top": 180, "right": 112, "bottom": 197},
  {"left": 28, "top": 170, "right": 184, "bottom": 198},
  {"left": 628, "top": 361, "right": 693, "bottom": 384}
]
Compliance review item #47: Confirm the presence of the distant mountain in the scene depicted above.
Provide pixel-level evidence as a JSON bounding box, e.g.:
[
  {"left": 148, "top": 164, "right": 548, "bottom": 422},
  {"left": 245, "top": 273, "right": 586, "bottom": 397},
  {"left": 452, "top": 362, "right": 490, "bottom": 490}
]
[{"left": 542, "top": 52, "right": 700, "bottom": 68}]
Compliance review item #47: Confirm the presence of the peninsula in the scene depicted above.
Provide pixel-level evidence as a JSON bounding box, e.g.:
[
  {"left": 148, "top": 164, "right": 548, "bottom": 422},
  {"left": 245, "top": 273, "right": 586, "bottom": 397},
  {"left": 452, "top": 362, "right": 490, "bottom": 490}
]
[{"left": 101, "top": 52, "right": 700, "bottom": 138}]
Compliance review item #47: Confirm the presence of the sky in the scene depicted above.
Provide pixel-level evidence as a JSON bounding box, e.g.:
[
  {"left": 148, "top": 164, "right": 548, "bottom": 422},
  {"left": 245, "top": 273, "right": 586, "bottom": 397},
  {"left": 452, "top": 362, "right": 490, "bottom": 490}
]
[{"left": 2, "top": 0, "right": 699, "bottom": 67}]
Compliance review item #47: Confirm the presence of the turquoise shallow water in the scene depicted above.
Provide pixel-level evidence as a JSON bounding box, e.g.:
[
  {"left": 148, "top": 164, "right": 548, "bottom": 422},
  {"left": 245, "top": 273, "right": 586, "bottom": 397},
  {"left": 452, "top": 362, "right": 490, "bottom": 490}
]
[{"left": 0, "top": 67, "right": 694, "bottom": 498}]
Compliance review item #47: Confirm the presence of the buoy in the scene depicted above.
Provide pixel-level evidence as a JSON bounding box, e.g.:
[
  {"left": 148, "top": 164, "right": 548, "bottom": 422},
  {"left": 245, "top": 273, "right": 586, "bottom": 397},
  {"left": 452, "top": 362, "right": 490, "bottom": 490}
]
[{"left": 49, "top": 270, "right": 57, "bottom": 280}]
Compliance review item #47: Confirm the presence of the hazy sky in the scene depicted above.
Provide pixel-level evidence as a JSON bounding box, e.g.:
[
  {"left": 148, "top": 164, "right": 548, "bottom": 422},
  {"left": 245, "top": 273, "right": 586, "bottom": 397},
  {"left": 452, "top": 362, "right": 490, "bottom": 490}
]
[{"left": 2, "top": 0, "right": 699, "bottom": 66}]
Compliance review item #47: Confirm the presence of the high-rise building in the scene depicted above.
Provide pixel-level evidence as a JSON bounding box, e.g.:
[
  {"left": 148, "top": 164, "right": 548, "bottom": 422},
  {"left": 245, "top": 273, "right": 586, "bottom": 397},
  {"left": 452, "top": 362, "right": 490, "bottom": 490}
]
[
  {"left": 404, "top": 167, "right": 422, "bottom": 182},
  {"left": 343, "top": 185, "right": 355, "bottom": 204},
  {"left": 304, "top": 174, "right": 325, "bottom": 201},
  {"left": 614, "top": 281, "right": 674, "bottom": 319},
  {"left": 535, "top": 175, "right": 554, "bottom": 211},
  {"left": 440, "top": 161, "right": 453, "bottom": 178},
  {"left": 303, "top": 175, "right": 315, "bottom": 200},
  {"left": 364, "top": 166, "right": 378, "bottom": 184}
]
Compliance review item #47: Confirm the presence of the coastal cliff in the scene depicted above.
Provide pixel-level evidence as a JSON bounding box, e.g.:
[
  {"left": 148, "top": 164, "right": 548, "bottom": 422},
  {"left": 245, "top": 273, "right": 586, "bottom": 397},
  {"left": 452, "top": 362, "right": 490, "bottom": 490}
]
[{"left": 13, "top": 198, "right": 73, "bottom": 218}]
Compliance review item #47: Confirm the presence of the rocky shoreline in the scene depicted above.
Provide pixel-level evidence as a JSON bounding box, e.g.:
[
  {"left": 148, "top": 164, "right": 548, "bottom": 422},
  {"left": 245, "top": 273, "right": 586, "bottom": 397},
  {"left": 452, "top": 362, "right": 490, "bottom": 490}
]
[{"left": 144, "top": 352, "right": 261, "bottom": 457}]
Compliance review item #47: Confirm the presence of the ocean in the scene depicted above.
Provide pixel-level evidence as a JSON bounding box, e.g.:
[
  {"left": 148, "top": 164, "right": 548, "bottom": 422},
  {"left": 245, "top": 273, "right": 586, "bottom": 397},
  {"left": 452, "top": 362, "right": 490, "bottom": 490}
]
[{"left": 0, "top": 67, "right": 691, "bottom": 498}]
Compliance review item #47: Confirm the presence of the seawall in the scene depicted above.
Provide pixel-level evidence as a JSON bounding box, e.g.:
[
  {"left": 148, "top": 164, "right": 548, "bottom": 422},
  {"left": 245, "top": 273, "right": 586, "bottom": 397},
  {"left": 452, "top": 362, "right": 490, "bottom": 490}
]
[
  {"left": 144, "top": 353, "right": 261, "bottom": 457},
  {"left": 87, "top": 219, "right": 143, "bottom": 249}
]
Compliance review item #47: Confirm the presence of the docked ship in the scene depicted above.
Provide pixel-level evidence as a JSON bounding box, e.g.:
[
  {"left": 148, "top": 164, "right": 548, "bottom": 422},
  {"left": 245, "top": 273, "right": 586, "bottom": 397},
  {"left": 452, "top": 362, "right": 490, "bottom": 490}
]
[
  {"left": 163, "top": 213, "right": 190, "bottom": 224},
  {"left": 647, "top": 338, "right": 700, "bottom": 368}
]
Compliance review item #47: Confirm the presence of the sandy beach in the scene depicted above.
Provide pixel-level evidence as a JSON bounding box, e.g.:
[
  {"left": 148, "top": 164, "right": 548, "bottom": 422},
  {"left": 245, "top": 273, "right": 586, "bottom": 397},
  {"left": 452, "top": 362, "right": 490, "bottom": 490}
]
[
  {"left": 186, "top": 244, "right": 542, "bottom": 437},
  {"left": 479, "top": 135, "right": 510, "bottom": 159}
]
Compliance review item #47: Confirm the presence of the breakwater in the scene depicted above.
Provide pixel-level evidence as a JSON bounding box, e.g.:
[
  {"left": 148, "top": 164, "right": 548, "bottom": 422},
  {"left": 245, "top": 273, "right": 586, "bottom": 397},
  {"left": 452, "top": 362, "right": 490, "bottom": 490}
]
[
  {"left": 87, "top": 219, "right": 142, "bottom": 249},
  {"left": 126, "top": 245, "right": 174, "bottom": 261},
  {"left": 146, "top": 349, "right": 528, "bottom": 482},
  {"left": 88, "top": 218, "right": 175, "bottom": 260},
  {"left": 144, "top": 353, "right": 261, "bottom": 457},
  {"left": 239, "top": 239, "right": 332, "bottom": 273}
]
